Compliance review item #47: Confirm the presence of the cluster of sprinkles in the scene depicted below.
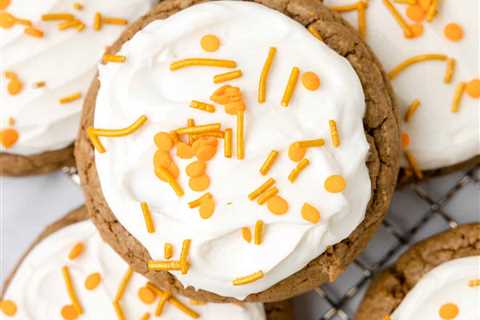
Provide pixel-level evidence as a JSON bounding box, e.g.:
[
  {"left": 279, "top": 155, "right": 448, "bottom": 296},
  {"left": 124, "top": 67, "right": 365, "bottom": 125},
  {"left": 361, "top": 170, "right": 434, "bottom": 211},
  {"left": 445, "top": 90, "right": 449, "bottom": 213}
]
[
  {"left": 85, "top": 25, "right": 352, "bottom": 287},
  {"left": 0, "top": 0, "right": 132, "bottom": 150}
]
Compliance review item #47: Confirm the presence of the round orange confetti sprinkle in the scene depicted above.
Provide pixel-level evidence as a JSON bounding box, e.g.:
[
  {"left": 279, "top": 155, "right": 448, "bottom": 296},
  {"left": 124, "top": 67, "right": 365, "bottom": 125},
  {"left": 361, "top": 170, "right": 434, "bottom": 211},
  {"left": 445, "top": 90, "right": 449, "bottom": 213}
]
[
  {"left": 199, "top": 197, "right": 215, "bottom": 219},
  {"left": 0, "top": 300, "right": 17, "bottom": 316},
  {"left": 68, "top": 242, "right": 85, "bottom": 260},
  {"left": 401, "top": 132, "right": 411, "bottom": 149},
  {"left": 406, "top": 5, "right": 426, "bottom": 23},
  {"left": 154, "top": 132, "right": 174, "bottom": 151},
  {"left": 409, "top": 24, "right": 424, "bottom": 38},
  {"left": 189, "top": 175, "right": 210, "bottom": 192},
  {"left": 85, "top": 272, "right": 101, "bottom": 290},
  {"left": 0, "top": 128, "right": 19, "bottom": 149},
  {"left": 301, "top": 71, "right": 321, "bottom": 91},
  {"left": 301, "top": 203, "right": 321, "bottom": 224},
  {"left": 324, "top": 175, "right": 346, "bottom": 193},
  {"left": 7, "top": 79, "right": 23, "bottom": 96},
  {"left": 242, "top": 227, "right": 252, "bottom": 243},
  {"left": 418, "top": 0, "right": 431, "bottom": 10},
  {"left": 225, "top": 100, "right": 246, "bottom": 115},
  {"left": 61, "top": 304, "right": 79, "bottom": 320},
  {"left": 154, "top": 150, "right": 173, "bottom": 168},
  {"left": 0, "top": 0, "right": 10, "bottom": 10},
  {"left": 0, "top": 12, "right": 15, "bottom": 29},
  {"left": 288, "top": 143, "right": 306, "bottom": 162},
  {"left": 200, "top": 34, "right": 220, "bottom": 52},
  {"left": 138, "top": 286, "right": 157, "bottom": 304},
  {"left": 186, "top": 161, "right": 206, "bottom": 177},
  {"left": 444, "top": 23, "right": 464, "bottom": 42},
  {"left": 465, "top": 79, "right": 480, "bottom": 98},
  {"left": 176, "top": 142, "right": 195, "bottom": 159},
  {"left": 438, "top": 303, "right": 459, "bottom": 319},
  {"left": 196, "top": 144, "right": 217, "bottom": 162},
  {"left": 267, "top": 196, "right": 289, "bottom": 215}
]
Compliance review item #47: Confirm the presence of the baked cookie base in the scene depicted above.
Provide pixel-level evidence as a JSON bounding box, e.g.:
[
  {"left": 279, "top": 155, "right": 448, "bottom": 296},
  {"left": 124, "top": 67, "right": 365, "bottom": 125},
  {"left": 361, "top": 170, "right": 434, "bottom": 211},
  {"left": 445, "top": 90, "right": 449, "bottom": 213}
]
[
  {"left": 75, "top": 0, "right": 400, "bottom": 303},
  {"left": 355, "top": 223, "right": 480, "bottom": 320}
]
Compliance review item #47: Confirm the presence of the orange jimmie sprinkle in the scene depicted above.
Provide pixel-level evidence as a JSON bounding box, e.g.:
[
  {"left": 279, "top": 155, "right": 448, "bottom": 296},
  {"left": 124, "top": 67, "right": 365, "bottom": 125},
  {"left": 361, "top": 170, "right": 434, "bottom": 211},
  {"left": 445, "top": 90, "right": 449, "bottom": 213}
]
[
  {"left": 257, "top": 187, "right": 279, "bottom": 205},
  {"left": 190, "top": 100, "right": 215, "bottom": 113},
  {"left": 444, "top": 58, "right": 456, "bottom": 83},
  {"left": 41, "top": 13, "right": 74, "bottom": 21},
  {"left": 388, "top": 54, "right": 448, "bottom": 79},
  {"left": 404, "top": 99, "right": 421, "bottom": 122},
  {"left": 281, "top": 67, "right": 300, "bottom": 107},
  {"left": 258, "top": 47, "right": 277, "bottom": 103},
  {"left": 164, "top": 243, "right": 174, "bottom": 259},
  {"left": 248, "top": 178, "right": 276, "bottom": 201},
  {"left": 260, "top": 150, "right": 279, "bottom": 175},
  {"left": 288, "top": 158, "right": 310, "bottom": 183},
  {"left": 62, "top": 266, "right": 83, "bottom": 315},
  {"left": 233, "top": 271, "right": 264, "bottom": 286},
  {"left": 404, "top": 150, "right": 423, "bottom": 179},
  {"left": 103, "top": 54, "right": 127, "bottom": 64},
  {"left": 214, "top": 70, "right": 242, "bottom": 84},
  {"left": 307, "top": 25, "right": 323, "bottom": 41},
  {"left": 382, "top": 0, "right": 413, "bottom": 37},
  {"left": 254, "top": 220, "right": 264, "bottom": 245},
  {"left": 148, "top": 260, "right": 182, "bottom": 271},
  {"left": 169, "top": 296, "right": 200, "bottom": 319},
  {"left": 24, "top": 26, "right": 44, "bottom": 38},
  {"left": 451, "top": 82, "right": 466, "bottom": 113},
  {"left": 59, "top": 92, "right": 82, "bottom": 104},
  {"left": 140, "top": 202, "right": 155, "bottom": 233},
  {"left": 329, "top": 120, "right": 341, "bottom": 147},
  {"left": 224, "top": 128, "right": 233, "bottom": 158},
  {"left": 179, "top": 239, "right": 191, "bottom": 274},
  {"left": 170, "top": 58, "right": 237, "bottom": 71},
  {"left": 236, "top": 111, "right": 245, "bottom": 159}
]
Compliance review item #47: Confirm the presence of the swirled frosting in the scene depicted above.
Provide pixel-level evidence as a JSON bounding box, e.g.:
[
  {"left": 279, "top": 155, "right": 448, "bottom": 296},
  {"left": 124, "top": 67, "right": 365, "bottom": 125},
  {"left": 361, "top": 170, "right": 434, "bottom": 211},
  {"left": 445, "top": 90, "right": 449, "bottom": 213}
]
[
  {"left": 0, "top": 220, "right": 266, "bottom": 319},
  {"left": 93, "top": 1, "right": 370, "bottom": 299},
  {"left": 0, "top": 0, "right": 153, "bottom": 155}
]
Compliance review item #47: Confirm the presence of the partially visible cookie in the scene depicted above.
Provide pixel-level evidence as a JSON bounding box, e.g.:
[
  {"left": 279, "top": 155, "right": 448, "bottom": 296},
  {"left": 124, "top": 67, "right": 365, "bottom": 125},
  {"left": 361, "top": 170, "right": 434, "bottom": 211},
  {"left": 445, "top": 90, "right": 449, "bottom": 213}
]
[
  {"left": 355, "top": 223, "right": 480, "bottom": 320},
  {"left": 0, "top": 206, "right": 293, "bottom": 319}
]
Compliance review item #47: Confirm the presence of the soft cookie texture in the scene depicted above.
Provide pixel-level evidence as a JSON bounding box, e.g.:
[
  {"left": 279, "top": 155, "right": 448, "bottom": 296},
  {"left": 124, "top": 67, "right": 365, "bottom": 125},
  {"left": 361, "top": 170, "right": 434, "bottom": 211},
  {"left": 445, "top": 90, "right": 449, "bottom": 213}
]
[
  {"left": 75, "top": 0, "right": 400, "bottom": 303},
  {"left": 0, "top": 206, "right": 293, "bottom": 320},
  {"left": 356, "top": 224, "right": 480, "bottom": 320}
]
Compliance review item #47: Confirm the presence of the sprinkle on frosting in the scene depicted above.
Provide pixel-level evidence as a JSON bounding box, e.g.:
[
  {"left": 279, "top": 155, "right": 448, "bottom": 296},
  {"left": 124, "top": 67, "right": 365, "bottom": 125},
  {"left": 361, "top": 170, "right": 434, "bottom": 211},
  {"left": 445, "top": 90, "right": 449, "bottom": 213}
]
[
  {"left": 404, "top": 150, "right": 424, "bottom": 178},
  {"left": 254, "top": 220, "right": 264, "bottom": 245},
  {"left": 451, "top": 82, "right": 466, "bottom": 113},
  {"left": 73, "top": 2, "right": 84, "bottom": 10},
  {"left": 113, "top": 301, "right": 125, "bottom": 320},
  {"left": 468, "top": 279, "right": 480, "bottom": 287},
  {"left": 444, "top": 58, "right": 456, "bottom": 84},
  {"left": 93, "top": 12, "right": 102, "bottom": 30},
  {"left": 267, "top": 196, "right": 289, "bottom": 215},
  {"left": 242, "top": 227, "right": 252, "bottom": 243},
  {"left": 465, "top": 79, "right": 480, "bottom": 98},
  {"left": 190, "top": 100, "right": 216, "bottom": 113},
  {"left": 260, "top": 150, "right": 279, "bottom": 175},
  {"left": 156, "top": 166, "right": 185, "bottom": 196},
  {"left": 258, "top": 47, "right": 276, "bottom": 103},
  {"left": 233, "top": 271, "right": 264, "bottom": 286},
  {"left": 189, "top": 174, "right": 210, "bottom": 192},
  {"left": 438, "top": 303, "right": 459, "bottom": 319},
  {"left": 281, "top": 66, "right": 300, "bottom": 107},
  {"left": 176, "top": 123, "right": 221, "bottom": 135},
  {"left": 426, "top": 0, "right": 438, "bottom": 22},
  {"left": 186, "top": 161, "right": 206, "bottom": 178},
  {"left": 170, "top": 58, "right": 237, "bottom": 71},
  {"left": 102, "top": 16, "right": 129, "bottom": 26},
  {"left": 140, "top": 313, "right": 151, "bottom": 320},
  {"left": 404, "top": 98, "right": 421, "bottom": 122},
  {"left": 324, "top": 175, "right": 347, "bottom": 193},
  {"left": 169, "top": 296, "right": 200, "bottom": 319},
  {"left": 329, "top": 120, "right": 341, "bottom": 148},
  {"left": 199, "top": 197, "right": 215, "bottom": 219},
  {"left": 87, "top": 115, "right": 148, "bottom": 153},
  {"left": 164, "top": 243, "right": 174, "bottom": 259},
  {"left": 301, "top": 71, "right": 321, "bottom": 91},
  {"left": 406, "top": 4, "right": 425, "bottom": 23},
  {"left": 0, "top": 128, "right": 19, "bottom": 149},
  {"left": 297, "top": 138, "right": 325, "bottom": 149},
  {"left": 236, "top": 110, "right": 245, "bottom": 159},
  {"left": 102, "top": 54, "right": 127, "bottom": 64},
  {"left": 224, "top": 128, "right": 233, "bottom": 158},
  {"left": 248, "top": 178, "right": 276, "bottom": 201},
  {"left": 41, "top": 13, "right": 75, "bottom": 21},
  {"left": 188, "top": 192, "right": 212, "bottom": 208},
  {"left": 24, "top": 26, "right": 44, "bottom": 38},
  {"left": 382, "top": 0, "right": 413, "bottom": 38},
  {"left": 84, "top": 273, "right": 102, "bottom": 290},
  {"left": 213, "top": 69, "right": 243, "bottom": 84},
  {"left": 62, "top": 265, "right": 83, "bottom": 315},
  {"left": 33, "top": 81, "right": 46, "bottom": 88},
  {"left": 301, "top": 203, "right": 321, "bottom": 224},
  {"left": 61, "top": 304, "right": 78, "bottom": 320},
  {"left": 257, "top": 186, "right": 279, "bottom": 205},
  {"left": 200, "top": 34, "right": 220, "bottom": 52},
  {"left": 140, "top": 202, "right": 155, "bottom": 233},
  {"left": 58, "top": 19, "right": 83, "bottom": 31},
  {"left": 288, "top": 158, "right": 310, "bottom": 183},
  {"left": 307, "top": 25, "right": 323, "bottom": 41},
  {"left": 138, "top": 286, "right": 156, "bottom": 304},
  {"left": 147, "top": 260, "right": 182, "bottom": 271},
  {"left": 394, "top": 0, "right": 416, "bottom": 4},
  {"left": 180, "top": 239, "right": 192, "bottom": 274},
  {"left": 59, "top": 92, "right": 82, "bottom": 104},
  {"left": 444, "top": 23, "right": 464, "bottom": 42},
  {"left": 288, "top": 142, "right": 306, "bottom": 162},
  {"left": 4, "top": 71, "right": 23, "bottom": 96},
  {"left": 401, "top": 132, "right": 411, "bottom": 149},
  {"left": 0, "top": 300, "right": 17, "bottom": 317},
  {"left": 388, "top": 54, "right": 448, "bottom": 79},
  {"left": 154, "top": 291, "right": 171, "bottom": 316},
  {"left": 68, "top": 242, "right": 85, "bottom": 260},
  {"left": 0, "top": 0, "right": 10, "bottom": 10}
]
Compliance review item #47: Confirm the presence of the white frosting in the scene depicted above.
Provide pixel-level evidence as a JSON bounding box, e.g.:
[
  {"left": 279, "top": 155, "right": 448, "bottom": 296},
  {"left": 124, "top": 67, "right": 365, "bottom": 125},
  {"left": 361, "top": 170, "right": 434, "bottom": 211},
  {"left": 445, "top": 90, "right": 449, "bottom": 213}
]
[
  {"left": 0, "top": 0, "right": 154, "bottom": 155},
  {"left": 391, "top": 256, "right": 480, "bottom": 319},
  {"left": 1, "top": 220, "right": 266, "bottom": 320},
  {"left": 94, "top": 1, "right": 371, "bottom": 299},
  {"left": 325, "top": 0, "right": 480, "bottom": 170}
]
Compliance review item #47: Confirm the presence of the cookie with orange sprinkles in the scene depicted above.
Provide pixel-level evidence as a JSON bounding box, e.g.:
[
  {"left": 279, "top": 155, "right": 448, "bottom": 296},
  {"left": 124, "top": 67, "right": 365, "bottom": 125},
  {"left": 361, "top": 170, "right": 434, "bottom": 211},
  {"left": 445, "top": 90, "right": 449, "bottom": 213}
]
[
  {"left": 356, "top": 223, "right": 480, "bottom": 320},
  {"left": 0, "top": 206, "right": 293, "bottom": 320}
]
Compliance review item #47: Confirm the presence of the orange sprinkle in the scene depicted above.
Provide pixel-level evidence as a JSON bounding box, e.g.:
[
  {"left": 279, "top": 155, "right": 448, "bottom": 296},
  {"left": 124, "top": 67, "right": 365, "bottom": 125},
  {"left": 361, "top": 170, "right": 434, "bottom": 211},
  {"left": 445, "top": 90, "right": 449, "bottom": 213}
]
[
  {"left": 451, "top": 82, "right": 466, "bottom": 113},
  {"left": 288, "top": 158, "right": 310, "bottom": 183},
  {"left": 406, "top": 5, "right": 425, "bottom": 22},
  {"left": 84, "top": 272, "right": 101, "bottom": 290},
  {"left": 170, "top": 58, "right": 236, "bottom": 71},
  {"left": 281, "top": 67, "right": 300, "bottom": 107},
  {"left": 409, "top": 23, "right": 424, "bottom": 38},
  {"left": 388, "top": 54, "right": 448, "bottom": 79},
  {"left": 468, "top": 279, "right": 480, "bottom": 287},
  {"left": 235, "top": 111, "right": 246, "bottom": 160},
  {"left": 267, "top": 196, "right": 289, "bottom": 215},
  {"left": 180, "top": 239, "right": 192, "bottom": 275},
  {"left": 254, "top": 220, "right": 264, "bottom": 245},
  {"left": 189, "top": 175, "right": 210, "bottom": 192},
  {"left": 140, "top": 313, "right": 151, "bottom": 320},
  {"left": 169, "top": 296, "right": 200, "bottom": 319},
  {"left": 257, "top": 187, "right": 279, "bottom": 205},
  {"left": 138, "top": 286, "right": 157, "bottom": 304},
  {"left": 301, "top": 71, "right": 321, "bottom": 91},
  {"left": 195, "top": 144, "right": 217, "bottom": 161},
  {"left": 438, "top": 303, "right": 459, "bottom": 319},
  {"left": 358, "top": 1, "right": 367, "bottom": 38},
  {"left": 34, "top": 81, "right": 46, "bottom": 88},
  {"left": 73, "top": 2, "right": 84, "bottom": 10},
  {"left": 155, "top": 291, "right": 171, "bottom": 316},
  {"left": 233, "top": 271, "right": 264, "bottom": 286},
  {"left": 465, "top": 79, "right": 480, "bottom": 98},
  {"left": 224, "top": 128, "right": 233, "bottom": 158},
  {"left": 176, "top": 123, "right": 221, "bottom": 135},
  {"left": 7, "top": 78, "right": 23, "bottom": 96},
  {"left": 191, "top": 131, "right": 225, "bottom": 141},
  {"left": 186, "top": 161, "right": 206, "bottom": 178},
  {"left": 148, "top": 260, "right": 182, "bottom": 271},
  {"left": 301, "top": 203, "right": 321, "bottom": 224},
  {"left": 154, "top": 132, "right": 174, "bottom": 151},
  {"left": 258, "top": 47, "right": 277, "bottom": 103},
  {"left": 24, "top": 26, "right": 44, "bottom": 38},
  {"left": 7, "top": 117, "right": 15, "bottom": 126},
  {"left": 404, "top": 150, "right": 423, "bottom": 179},
  {"left": 297, "top": 138, "right": 325, "bottom": 148},
  {"left": 0, "top": 0, "right": 10, "bottom": 10},
  {"left": 0, "top": 300, "right": 17, "bottom": 317},
  {"left": 187, "top": 118, "right": 195, "bottom": 144},
  {"left": 404, "top": 99, "right": 421, "bottom": 122},
  {"left": 211, "top": 84, "right": 241, "bottom": 105},
  {"left": 68, "top": 242, "right": 85, "bottom": 260},
  {"left": 59, "top": 92, "right": 82, "bottom": 104},
  {"left": 154, "top": 151, "right": 173, "bottom": 171},
  {"left": 189, "top": 299, "right": 207, "bottom": 306},
  {"left": 114, "top": 267, "right": 133, "bottom": 302},
  {"left": 140, "top": 202, "right": 155, "bottom": 233},
  {"left": 102, "top": 54, "right": 126, "bottom": 64},
  {"left": 164, "top": 243, "right": 174, "bottom": 259},
  {"left": 444, "top": 58, "right": 456, "bottom": 84},
  {"left": 113, "top": 301, "right": 125, "bottom": 320},
  {"left": 418, "top": 0, "right": 430, "bottom": 10},
  {"left": 260, "top": 150, "right": 279, "bottom": 175},
  {"left": 214, "top": 70, "right": 242, "bottom": 84},
  {"left": 61, "top": 304, "right": 79, "bottom": 320},
  {"left": 42, "top": 13, "right": 75, "bottom": 21},
  {"left": 324, "top": 175, "right": 347, "bottom": 193},
  {"left": 307, "top": 25, "right": 323, "bottom": 41},
  {"left": 394, "top": 0, "right": 417, "bottom": 5},
  {"left": 248, "top": 178, "right": 276, "bottom": 201},
  {"left": 190, "top": 100, "right": 215, "bottom": 113},
  {"left": 426, "top": 0, "right": 438, "bottom": 21},
  {"left": 0, "top": 128, "right": 19, "bottom": 149},
  {"left": 329, "top": 120, "right": 341, "bottom": 147},
  {"left": 288, "top": 143, "right": 306, "bottom": 162},
  {"left": 199, "top": 197, "right": 215, "bottom": 219},
  {"left": 401, "top": 132, "right": 411, "bottom": 149},
  {"left": 93, "top": 12, "right": 102, "bottom": 30},
  {"left": 0, "top": 12, "right": 15, "bottom": 29},
  {"left": 62, "top": 266, "right": 83, "bottom": 315},
  {"left": 382, "top": 0, "right": 413, "bottom": 37},
  {"left": 155, "top": 166, "right": 184, "bottom": 196},
  {"left": 177, "top": 142, "right": 195, "bottom": 159},
  {"left": 103, "top": 17, "right": 128, "bottom": 26},
  {"left": 201, "top": 34, "right": 220, "bottom": 52},
  {"left": 15, "top": 17, "right": 32, "bottom": 27},
  {"left": 444, "top": 23, "right": 464, "bottom": 41},
  {"left": 58, "top": 19, "right": 82, "bottom": 30},
  {"left": 242, "top": 227, "right": 252, "bottom": 243}
]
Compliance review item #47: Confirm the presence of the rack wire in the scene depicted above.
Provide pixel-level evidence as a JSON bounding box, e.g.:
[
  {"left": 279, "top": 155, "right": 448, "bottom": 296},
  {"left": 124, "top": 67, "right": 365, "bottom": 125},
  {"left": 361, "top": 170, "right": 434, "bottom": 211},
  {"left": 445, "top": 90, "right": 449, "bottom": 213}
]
[{"left": 293, "top": 165, "right": 480, "bottom": 320}]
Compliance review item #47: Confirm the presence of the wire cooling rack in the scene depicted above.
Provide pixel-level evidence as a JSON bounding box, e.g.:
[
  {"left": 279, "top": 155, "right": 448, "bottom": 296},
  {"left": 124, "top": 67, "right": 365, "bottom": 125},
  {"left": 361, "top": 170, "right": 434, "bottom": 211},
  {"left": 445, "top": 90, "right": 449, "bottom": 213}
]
[{"left": 294, "top": 165, "right": 480, "bottom": 320}]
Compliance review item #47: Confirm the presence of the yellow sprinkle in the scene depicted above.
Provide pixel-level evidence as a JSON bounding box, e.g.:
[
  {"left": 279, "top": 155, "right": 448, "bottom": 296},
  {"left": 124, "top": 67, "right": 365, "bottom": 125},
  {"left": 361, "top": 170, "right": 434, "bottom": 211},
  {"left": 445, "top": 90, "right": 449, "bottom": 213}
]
[
  {"left": 24, "top": 26, "right": 44, "bottom": 38},
  {"left": 148, "top": 260, "right": 182, "bottom": 271},
  {"left": 404, "top": 99, "right": 421, "bottom": 122},
  {"left": 444, "top": 58, "right": 456, "bottom": 84},
  {"left": 76, "top": 21, "right": 86, "bottom": 32},
  {"left": 114, "top": 267, "right": 133, "bottom": 302},
  {"left": 73, "top": 2, "right": 84, "bottom": 10},
  {"left": 257, "top": 187, "right": 278, "bottom": 205},
  {"left": 213, "top": 70, "right": 242, "bottom": 84},
  {"left": 382, "top": 0, "right": 413, "bottom": 38},
  {"left": 388, "top": 54, "right": 448, "bottom": 79},
  {"left": 329, "top": 120, "right": 341, "bottom": 148},
  {"left": 307, "top": 25, "right": 323, "bottom": 41},
  {"left": 68, "top": 242, "right": 85, "bottom": 260},
  {"left": 180, "top": 239, "right": 191, "bottom": 275},
  {"left": 188, "top": 193, "right": 213, "bottom": 208},
  {"left": 358, "top": 1, "right": 367, "bottom": 38},
  {"left": 259, "top": 150, "right": 279, "bottom": 176},
  {"left": 155, "top": 166, "right": 184, "bottom": 197},
  {"left": 258, "top": 47, "right": 277, "bottom": 103},
  {"left": 254, "top": 220, "right": 264, "bottom": 245},
  {"left": 93, "top": 12, "right": 102, "bottom": 30},
  {"left": 59, "top": 92, "right": 81, "bottom": 104},
  {"left": 62, "top": 265, "right": 83, "bottom": 315},
  {"left": 169, "top": 296, "right": 200, "bottom": 319},
  {"left": 224, "top": 128, "right": 233, "bottom": 158},
  {"left": 394, "top": 0, "right": 416, "bottom": 3},
  {"left": 190, "top": 100, "right": 215, "bottom": 113},
  {"left": 404, "top": 150, "right": 423, "bottom": 179},
  {"left": 176, "top": 123, "right": 221, "bottom": 135},
  {"left": 297, "top": 139, "right": 325, "bottom": 148},
  {"left": 41, "top": 13, "right": 74, "bottom": 21},
  {"left": 451, "top": 82, "right": 466, "bottom": 113},
  {"left": 233, "top": 271, "right": 264, "bottom": 286},
  {"left": 468, "top": 279, "right": 480, "bottom": 287},
  {"left": 242, "top": 227, "right": 252, "bottom": 243},
  {"left": 140, "top": 312, "right": 151, "bottom": 320},
  {"left": 426, "top": 0, "right": 438, "bottom": 21},
  {"left": 236, "top": 111, "right": 245, "bottom": 159},
  {"left": 102, "top": 54, "right": 126, "bottom": 64},
  {"left": 140, "top": 202, "right": 155, "bottom": 233},
  {"left": 281, "top": 66, "right": 300, "bottom": 107},
  {"left": 113, "top": 301, "right": 125, "bottom": 320},
  {"left": 58, "top": 19, "right": 82, "bottom": 30},
  {"left": 170, "top": 58, "right": 237, "bottom": 71},
  {"left": 87, "top": 115, "right": 147, "bottom": 153},
  {"left": 103, "top": 17, "right": 128, "bottom": 26},
  {"left": 248, "top": 178, "right": 276, "bottom": 201},
  {"left": 164, "top": 243, "right": 173, "bottom": 259},
  {"left": 288, "top": 158, "right": 310, "bottom": 183}
]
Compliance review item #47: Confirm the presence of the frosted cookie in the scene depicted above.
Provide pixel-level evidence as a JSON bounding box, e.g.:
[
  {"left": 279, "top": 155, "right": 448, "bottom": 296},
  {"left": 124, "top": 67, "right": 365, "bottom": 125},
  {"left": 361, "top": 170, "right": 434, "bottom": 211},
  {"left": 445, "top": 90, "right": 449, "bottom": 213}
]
[
  {"left": 0, "top": 206, "right": 293, "bottom": 320},
  {"left": 324, "top": 0, "right": 480, "bottom": 181},
  {"left": 356, "top": 223, "right": 480, "bottom": 320},
  {"left": 75, "top": 0, "right": 400, "bottom": 302},
  {"left": 0, "top": 0, "right": 154, "bottom": 176}
]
